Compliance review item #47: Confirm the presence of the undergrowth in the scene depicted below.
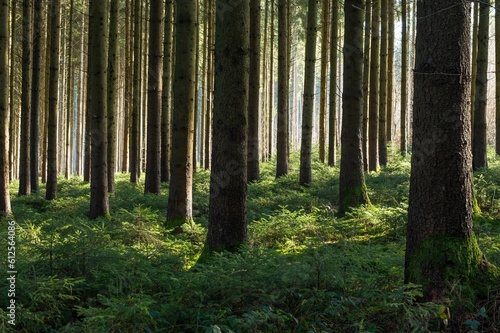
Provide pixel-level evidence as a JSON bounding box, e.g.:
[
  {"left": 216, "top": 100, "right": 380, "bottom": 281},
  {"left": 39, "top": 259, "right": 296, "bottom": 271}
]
[{"left": 0, "top": 149, "right": 498, "bottom": 332}]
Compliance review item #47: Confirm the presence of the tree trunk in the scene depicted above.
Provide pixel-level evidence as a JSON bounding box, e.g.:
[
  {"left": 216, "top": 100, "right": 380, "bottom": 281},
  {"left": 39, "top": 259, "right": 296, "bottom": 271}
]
[
  {"left": 9, "top": 0, "right": 17, "bottom": 182},
  {"left": 267, "top": 0, "right": 275, "bottom": 161},
  {"left": 400, "top": 0, "right": 407, "bottom": 156},
  {"left": 472, "top": 0, "right": 489, "bottom": 171},
  {"left": 386, "top": 0, "right": 394, "bottom": 143},
  {"left": 318, "top": 1, "right": 329, "bottom": 164},
  {"left": 121, "top": 0, "right": 131, "bottom": 173},
  {"left": 129, "top": 0, "right": 141, "bottom": 183},
  {"left": 107, "top": 0, "right": 118, "bottom": 192},
  {"left": 0, "top": 0, "right": 11, "bottom": 216},
  {"left": 161, "top": 0, "right": 174, "bottom": 182},
  {"left": 247, "top": 0, "right": 261, "bottom": 182},
  {"left": 204, "top": 0, "right": 214, "bottom": 170},
  {"left": 276, "top": 0, "right": 289, "bottom": 178},
  {"left": 30, "top": 0, "right": 42, "bottom": 192},
  {"left": 338, "top": 0, "right": 370, "bottom": 216},
  {"left": 405, "top": 0, "right": 499, "bottom": 304},
  {"left": 88, "top": 0, "right": 109, "bottom": 219},
  {"left": 368, "top": 0, "right": 379, "bottom": 171},
  {"left": 46, "top": 0, "right": 61, "bottom": 200},
  {"left": 65, "top": 0, "right": 74, "bottom": 179},
  {"left": 19, "top": 0, "right": 32, "bottom": 196},
  {"left": 204, "top": 0, "right": 249, "bottom": 254},
  {"left": 496, "top": 0, "right": 500, "bottom": 156},
  {"left": 328, "top": 0, "right": 339, "bottom": 167},
  {"left": 167, "top": 0, "right": 197, "bottom": 228},
  {"left": 145, "top": 0, "right": 163, "bottom": 194},
  {"left": 362, "top": 0, "right": 371, "bottom": 170},
  {"left": 299, "top": 0, "right": 318, "bottom": 186},
  {"left": 378, "top": 0, "right": 387, "bottom": 166}
]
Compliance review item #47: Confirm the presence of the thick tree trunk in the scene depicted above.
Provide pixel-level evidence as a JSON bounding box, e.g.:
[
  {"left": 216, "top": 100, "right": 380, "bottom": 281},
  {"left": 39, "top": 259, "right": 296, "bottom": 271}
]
[
  {"left": 167, "top": 0, "right": 197, "bottom": 228},
  {"left": 129, "top": 0, "right": 141, "bottom": 183},
  {"left": 406, "top": 0, "right": 499, "bottom": 303},
  {"left": 338, "top": 0, "right": 370, "bottom": 216},
  {"left": 88, "top": 0, "right": 109, "bottom": 219},
  {"left": 276, "top": 0, "right": 289, "bottom": 178},
  {"left": 145, "top": 0, "right": 163, "bottom": 194},
  {"left": 0, "top": 0, "right": 11, "bottom": 216},
  {"left": 299, "top": 0, "right": 318, "bottom": 186},
  {"left": 472, "top": 0, "right": 489, "bottom": 171},
  {"left": 204, "top": 0, "right": 249, "bottom": 254},
  {"left": 19, "top": 0, "right": 32, "bottom": 196},
  {"left": 107, "top": 0, "right": 118, "bottom": 192},
  {"left": 46, "top": 0, "right": 61, "bottom": 200},
  {"left": 247, "top": 0, "right": 261, "bottom": 182}
]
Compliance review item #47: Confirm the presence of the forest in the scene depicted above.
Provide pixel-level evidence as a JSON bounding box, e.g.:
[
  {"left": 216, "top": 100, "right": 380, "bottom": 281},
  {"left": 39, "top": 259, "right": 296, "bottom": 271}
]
[{"left": 0, "top": 0, "right": 499, "bottom": 332}]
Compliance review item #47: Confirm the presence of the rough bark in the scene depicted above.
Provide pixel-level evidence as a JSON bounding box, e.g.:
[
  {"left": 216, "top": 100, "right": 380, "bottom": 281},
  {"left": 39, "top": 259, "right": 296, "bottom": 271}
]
[
  {"left": 338, "top": 0, "right": 370, "bottom": 216},
  {"left": 203, "top": 0, "right": 249, "bottom": 255},
  {"left": 386, "top": 0, "right": 394, "bottom": 143},
  {"left": 145, "top": 0, "right": 163, "bottom": 194},
  {"left": 406, "top": 0, "right": 499, "bottom": 303},
  {"left": 318, "top": 0, "right": 329, "bottom": 164},
  {"left": 378, "top": 0, "right": 387, "bottom": 166},
  {"left": 129, "top": 0, "right": 141, "bottom": 183},
  {"left": 368, "top": 0, "right": 379, "bottom": 171},
  {"left": 88, "top": 0, "right": 109, "bottom": 219},
  {"left": 0, "top": 0, "right": 11, "bottom": 216},
  {"left": 497, "top": 0, "right": 500, "bottom": 156},
  {"left": 107, "top": 0, "right": 118, "bottom": 191},
  {"left": 167, "top": 0, "right": 197, "bottom": 228},
  {"left": 328, "top": 0, "right": 339, "bottom": 167},
  {"left": 400, "top": 0, "right": 407, "bottom": 156},
  {"left": 299, "top": 0, "right": 318, "bottom": 186},
  {"left": 362, "top": 0, "right": 371, "bottom": 170}
]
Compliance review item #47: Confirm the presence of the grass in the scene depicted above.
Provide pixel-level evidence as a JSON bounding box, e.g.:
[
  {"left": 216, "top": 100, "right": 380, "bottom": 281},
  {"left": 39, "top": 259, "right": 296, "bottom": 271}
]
[{"left": 0, "top": 149, "right": 499, "bottom": 332}]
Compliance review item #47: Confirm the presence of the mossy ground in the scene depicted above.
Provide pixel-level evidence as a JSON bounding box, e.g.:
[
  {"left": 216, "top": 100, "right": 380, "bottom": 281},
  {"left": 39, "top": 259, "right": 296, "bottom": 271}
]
[{"left": 0, "top": 147, "right": 499, "bottom": 332}]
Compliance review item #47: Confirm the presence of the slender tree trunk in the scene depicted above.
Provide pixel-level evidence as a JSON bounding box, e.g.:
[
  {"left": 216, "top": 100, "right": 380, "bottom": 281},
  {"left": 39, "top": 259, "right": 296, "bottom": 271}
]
[
  {"left": 204, "top": 0, "right": 249, "bottom": 255},
  {"left": 472, "top": 0, "right": 489, "bottom": 171},
  {"left": 319, "top": 0, "right": 329, "bottom": 164},
  {"left": 204, "top": 0, "right": 214, "bottom": 170},
  {"left": 406, "top": 0, "right": 499, "bottom": 304},
  {"left": 247, "top": 0, "right": 261, "bottom": 182},
  {"left": 362, "top": 0, "right": 371, "bottom": 170},
  {"left": 161, "top": 0, "right": 174, "bottom": 182},
  {"left": 167, "top": 0, "right": 197, "bottom": 228},
  {"left": 9, "top": 0, "right": 17, "bottom": 182},
  {"left": 400, "top": 0, "right": 407, "bottom": 156},
  {"left": 130, "top": 0, "right": 141, "bottom": 182},
  {"left": 471, "top": 2, "right": 479, "bottom": 144},
  {"left": 328, "top": 0, "right": 339, "bottom": 167},
  {"left": 386, "top": 0, "right": 394, "bottom": 143},
  {"left": 46, "top": 0, "right": 61, "bottom": 200},
  {"left": 260, "top": 0, "right": 269, "bottom": 161},
  {"left": 378, "top": 0, "right": 387, "bottom": 166},
  {"left": 368, "top": 0, "right": 379, "bottom": 171},
  {"left": 0, "top": 0, "right": 11, "bottom": 216},
  {"left": 145, "top": 0, "right": 163, "bottom": 194},
  {"left": 64, "top": 0, "right": 74, "bottom": 179},
  {"left": 121, "top": 0, "right": 131, "bottom": 173},
  {"left": 299, "top": 0, "right": 318, "bottom": 186},
  {"left": 338, "top": 0, "right": 370, "bottom": 216},
  {"left": 107, "top": 0, "right": 118, "bottom": 191},
  {"left": 30, "top": 0, "right": 42, "bottom": 192},
  {"left": 267, "top": 0, "right": 275, "bottom": 161},
  {"left": 497, "top": 0, "right": 500, "bottom": 156},
  {"left": 276, "top": 0, "right": 289, "bottom": 178},
  {"left": 88, "top": 0, "right": 109, "bottom": 219},
  {"left": 19, "top": 0, "right": 32, "bottom": 196}
]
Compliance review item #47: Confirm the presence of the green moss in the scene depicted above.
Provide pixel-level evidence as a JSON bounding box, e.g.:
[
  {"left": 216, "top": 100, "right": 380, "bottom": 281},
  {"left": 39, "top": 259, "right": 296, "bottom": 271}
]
[
  {"left": 165, "top": 217, "right": 193, "bottom": 233},
  {"left": 408, "top": 234, "right": 500, "bottom": 303},
  {"left": 338, "top": 182, "right": 371, "bottom": 216}
]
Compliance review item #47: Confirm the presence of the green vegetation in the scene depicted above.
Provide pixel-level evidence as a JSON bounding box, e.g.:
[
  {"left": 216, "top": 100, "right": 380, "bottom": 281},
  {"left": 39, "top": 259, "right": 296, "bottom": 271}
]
[{"left": 1, "top": 151, "right": 499, "bottom": 332}]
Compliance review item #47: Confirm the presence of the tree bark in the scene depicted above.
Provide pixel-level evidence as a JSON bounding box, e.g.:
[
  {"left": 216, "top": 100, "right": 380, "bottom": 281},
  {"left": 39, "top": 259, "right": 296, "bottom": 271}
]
[
  {"left": 328, "top": 0, "right": 339, "bottom": 167},
  {"left": 405, "top": 0, "right": 499, "bottom": 303},
  {"left": 400, "top": 0, "right": 407, "bottom": 156},
  {"left": 378, "top": 0, "right": 387, "bottom": 166},
  {"left": 204, "top": 0, "right": 249, "bottom": 254},
  {"left": 318, "top": 0, "right": 329, "bottom": 164},
  {"left": 338, "top": 0, "right": 370, "bottom": 216},
  {"left": 362, "top": 0, "right": 371, "bottom": 170},
  {"left": 145, "top": 0, "right": 163, "bottom": 194},
  {"left": 88, "top": 0, "right": 109, "bottom": 219},
  {"left": 496, "top": 0, "right": 500, "bottom": 156},
  {"left": 107, "top": 0, "right": 118, "bottom": 191},
  {"left": 299, "top": 0, "right": 318, "bottom": 186},
  {"left": 167, "top": 0, "right": 197, "bottom": 228},
  {"left": 386, "top": 0, "right": 394, "bottom": 143},
  {"left": 368, "top": 0, "right": 379, "bottom": 171},
  {"left": 129, "top": 0, "right": 141, "bottom": 183},
  {"left": 0, "top": 0, "right": 11, "bottom": 216}
]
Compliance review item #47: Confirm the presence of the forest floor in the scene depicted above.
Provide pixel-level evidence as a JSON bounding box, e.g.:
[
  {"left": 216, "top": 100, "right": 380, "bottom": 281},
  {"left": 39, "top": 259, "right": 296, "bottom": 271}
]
[{"left": 1, "top": 148, "right": 499, "bottom": 332}]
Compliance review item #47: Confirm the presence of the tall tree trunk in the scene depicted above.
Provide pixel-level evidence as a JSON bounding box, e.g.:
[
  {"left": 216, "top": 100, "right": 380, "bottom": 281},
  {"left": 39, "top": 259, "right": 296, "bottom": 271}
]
[
  {"left": 267, "top": 0, "right": 275, "bottom": 161},
  {"left": 247, "top": 0, "right": 261, "bottom": 182},
  {"left": 46, "top": 0, "right": 61, "bottom": 200},
  {"left": 378, "top": 0, "right": 387, "bottom": 166},
  {"left": 19, "top": 0, "right": 32, "bottom": 196},
  {"left": 497, "top": 0, "right": 500, "bottom": 156},
  {"left": 328, "top": 0, "right": 339, "bottom": 167},
  {"left": 0, "top": 0, "right": 11, "bottom": 216},
  {"left": 121, "top": 0, "right": 131, "bottom": 173},
  {"left": 9, "top": 0, "right": 17, "bottom": 182},
  {"left": 338, "top": 0, "right": 370, "bottom": 216},
  {"left": 130, "top": 0, "right": 141, "bottom": 183},
  {"left": 386, "top": 0, "right": 394, "bottom": 143},
  {"left": 299, "top": 0, "right": 318, "bottom": 186},
  {"left": 260, "top": 0, "right": 269, "bottom": 161},
  {"left": 276, "top": 0, "right": 289, "bottom": 178},
  {"left": 204, "top": 0, "right": 214, "bottom": 170},
  {"left": 471, "top": 1, "right": 479, "bottom": 145},
  {"left": 319, "top": 0, "right": 329, "bottom": 164},
  {"left": 368, "top": 0, "right": 379, "bottom": 171},
  {"left": 400, "top": 0, "right": 407, "bottom": 156},
  {"left": 472, "top": 0, "right": 489, "bottom": 171},
  {"left": 88, "top": 0, "right": 109, "bottom": 219},
  {"left": 107, "top": 0, "right": 118, "bottom": 191},
  {"left": 167, "top": 0, "right": 197, "bottom": 228},
  {"left": 30, "top": 0, "right": 42, "bottom": 192},
  {"left": 362, "top": 0, "right": 371, "bottom": 170},
  {"left": 406, "top": 0, "right": 499, "bottom": 304},
  {"left": 145, "top": 0, "right": 163, "bottom": 194},
  {"left": 204, "top": 0, "right": 249, "bottom": 254},
  {"left": 161, "top": 0, "right": 174, "bottom": 182},
  {"left": 65, "top": 0, "right": 74, "bottom": 179}
]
